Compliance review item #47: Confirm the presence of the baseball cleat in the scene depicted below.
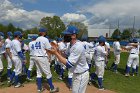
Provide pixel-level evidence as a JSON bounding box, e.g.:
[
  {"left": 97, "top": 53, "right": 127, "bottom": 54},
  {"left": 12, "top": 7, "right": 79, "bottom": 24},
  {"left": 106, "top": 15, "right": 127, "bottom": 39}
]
[
  {"left": 37, "top": 88, "right": 45, "bottom": 93},
  {"left": 88, "top": 81, "right": 92, "bottom": 85},
  {"left": 125, "top": 73, "right": 130, "bottom": 77},
  {"left": 99, "top": 86, "right": 104, "bottom": 90},
  {"left": 14, "top": 83, "right": 24, "bottom": 88},
  {"left": 69, "top": 86, "right": 72, "bottom": 91},
  {"left": 26, "top": 78, "right": 34, "bottom": 81},
  {"left": 58, "top": 76, "right": 63, "bottom": 80},
  {"left": 50, "top": 87, "right": 59, "bottom": 93}
]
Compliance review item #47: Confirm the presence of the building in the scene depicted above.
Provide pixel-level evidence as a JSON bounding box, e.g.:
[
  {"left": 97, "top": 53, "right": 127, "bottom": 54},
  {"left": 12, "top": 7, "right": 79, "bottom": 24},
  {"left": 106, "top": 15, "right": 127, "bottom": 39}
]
[{"left": 88, "top": 28, "right": 115, "bottom": 40}]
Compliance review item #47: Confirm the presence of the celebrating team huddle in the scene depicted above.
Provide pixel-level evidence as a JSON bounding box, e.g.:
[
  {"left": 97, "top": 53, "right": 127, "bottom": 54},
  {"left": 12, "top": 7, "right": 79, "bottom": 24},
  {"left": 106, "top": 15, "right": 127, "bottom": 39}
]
[{"left": 0, "top": 25, "right": 139, "bottom": 93}]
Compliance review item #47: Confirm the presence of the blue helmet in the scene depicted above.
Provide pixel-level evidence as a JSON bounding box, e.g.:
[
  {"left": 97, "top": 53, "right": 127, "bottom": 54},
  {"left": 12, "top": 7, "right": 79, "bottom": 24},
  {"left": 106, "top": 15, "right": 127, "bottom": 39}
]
[
  {"left": 14, "top": 31, "right": 21, "bottom": 36},
  {"left": 62, "top": 25, "right": 79, "bottom": 35},
  {"left": 39, "top": 27, "right": 47, "bottom": 32},
  {"left": 98, "top": 36, "right": 106, "bottom": 43},
  {"left": 7, "top": 32, "right": 13, "bottom": 36}
]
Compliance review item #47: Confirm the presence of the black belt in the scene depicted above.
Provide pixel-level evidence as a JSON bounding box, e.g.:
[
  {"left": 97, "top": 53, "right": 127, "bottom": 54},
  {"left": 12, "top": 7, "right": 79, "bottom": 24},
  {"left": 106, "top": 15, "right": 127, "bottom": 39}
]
[
  {"left": 75, "top": 70, "right": 88, "bottom": 75},
  {"left": 130, "top": 53, "right": 135, "bottom": 54},
  {"left": 37, "top": 56, "right": 47, "bottom": 57}
]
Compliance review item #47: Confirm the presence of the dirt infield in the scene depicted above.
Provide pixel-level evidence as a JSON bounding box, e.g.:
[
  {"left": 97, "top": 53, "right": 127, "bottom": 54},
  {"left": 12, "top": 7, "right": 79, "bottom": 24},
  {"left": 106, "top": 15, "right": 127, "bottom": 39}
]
[{"left": 0, "top": 82, "right": 115, "bottom": 93}]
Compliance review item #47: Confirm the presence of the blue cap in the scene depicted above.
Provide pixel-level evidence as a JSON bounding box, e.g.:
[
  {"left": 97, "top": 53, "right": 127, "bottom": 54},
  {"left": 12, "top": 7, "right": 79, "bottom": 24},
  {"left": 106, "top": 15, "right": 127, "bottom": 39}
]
[
  {"left": 39, "top": 28, "right": 47, "bottom": 32},
  {"left": 32, "top": 36, "right": 38, "bottom": 39},
  {"left": 14, "top": 31, "right": 21, "bottom": 36},
  {"left": 133, "top": 38, "right": 138, "bottom": 43},
  {"left": 0, "top": 32, "right": 4, "bottom": 36},
  {"left": 7, "top": 32, "right": 13, "bottom": 36},
  {"left": 98, "top": 36, "right": 106, "bottom": 43},
  {"left": 57, "top": 38, "right": 63, "bottom": 42},
  {"left": 62, "top": 25, "right": 79, "bottom": 35}
]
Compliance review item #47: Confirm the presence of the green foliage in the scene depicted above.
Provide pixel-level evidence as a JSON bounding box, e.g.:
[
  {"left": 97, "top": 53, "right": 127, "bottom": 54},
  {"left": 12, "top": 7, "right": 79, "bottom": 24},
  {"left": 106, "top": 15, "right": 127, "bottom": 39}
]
[
  {"left": 40, "top": 16, "right": 66, "bottom": 39},
  {"left": 111, "top": 29, "right": 121, "bottom": 39},
  {"left": 23, "top": 27, "right": 38, "bottom": 39},
  {"left": 0, "top": 23, "right": 23, "bottom": 37},
  {"left": 121, "top": 28, "right": 132, "bottom": 39},
  {"left": 68, "top": 22, "right": 88, "bottom": 40}
]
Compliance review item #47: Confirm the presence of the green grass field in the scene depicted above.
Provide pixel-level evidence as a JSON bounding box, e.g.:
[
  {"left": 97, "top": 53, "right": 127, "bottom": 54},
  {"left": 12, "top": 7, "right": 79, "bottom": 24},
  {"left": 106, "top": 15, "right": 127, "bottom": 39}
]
[{"left": 0, "top": 52, "right": 140, "bottom": 93}]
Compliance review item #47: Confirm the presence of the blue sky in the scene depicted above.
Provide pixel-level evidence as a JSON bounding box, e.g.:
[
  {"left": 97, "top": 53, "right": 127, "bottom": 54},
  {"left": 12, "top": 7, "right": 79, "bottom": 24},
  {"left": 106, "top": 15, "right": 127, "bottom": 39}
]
[
  {"left": 10, "top": 0, "right": 99, "bottom": 16},
  {"left": 0, "top": 0, "right": 140, "bottom": 29}
]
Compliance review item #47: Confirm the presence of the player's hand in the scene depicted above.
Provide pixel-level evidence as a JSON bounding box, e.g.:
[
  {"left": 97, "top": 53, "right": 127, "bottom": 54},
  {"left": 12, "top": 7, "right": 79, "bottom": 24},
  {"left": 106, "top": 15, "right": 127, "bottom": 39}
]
[{"left": 50, "top": 46, "right": 58, "bottom": 54}]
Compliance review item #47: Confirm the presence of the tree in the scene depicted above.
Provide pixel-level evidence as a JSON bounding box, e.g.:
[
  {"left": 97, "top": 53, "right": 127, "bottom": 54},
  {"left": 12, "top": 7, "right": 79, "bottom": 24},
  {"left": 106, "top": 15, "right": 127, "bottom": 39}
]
[
  {"left": 68, "top": 22, "right": 88, "bottom": 40},
  {"left": 23, "top": 27, "right": 38, "bottom": 39},
  {"left": 40, "top": 16, "right": 66, "bottom": 39},
  {"left": 121, "top": 28, "right": 132, "bottom": 39},
  {"left": 138, "top": 29, "right": 140, "bottom": 37},
  {"left": 111, "top": 29, "right": 121, "bottom": 39}
]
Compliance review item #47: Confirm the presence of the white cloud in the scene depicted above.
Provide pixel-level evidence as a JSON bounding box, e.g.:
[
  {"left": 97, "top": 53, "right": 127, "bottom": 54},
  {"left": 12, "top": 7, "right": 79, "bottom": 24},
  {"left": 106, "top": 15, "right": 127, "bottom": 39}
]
[
  {"left": 61, "top": 13, "right": 87, "bottom": 24},
  {"left": 0, "top": 0, "right": 54, "bottom": 29},
  {"left": 81, "top": 0, "right": 140, "bottom": 29}
]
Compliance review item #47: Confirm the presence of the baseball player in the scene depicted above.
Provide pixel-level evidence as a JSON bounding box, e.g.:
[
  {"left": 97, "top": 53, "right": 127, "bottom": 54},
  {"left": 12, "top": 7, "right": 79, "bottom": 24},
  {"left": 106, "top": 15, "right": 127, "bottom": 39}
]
[
  {"left": 110, "top": 36, "right": 121, "bottom": 73},
  {"left": 5, "top": 32, "right": 13, "bottom": 80},
  {"left": 0, "top": 32, "right": 5, "bottom": 85},
  {"left": 124, "top": 38, "right": 139, "bottom": 77},
  {"left": 82, "top": 38, "right": 94, "bottom": 72},
  {"left": 26, "top": 36, "right": 37, "bottom": 81},
  {"left": 57, "top": 38, "right": 66, "bottom": 80},
  {"left": 8, "top": 31, "right": 26, "bottom": 88},
  {"left": 103, "top": 41, "right": 110, "bottom": 69},
  {"left": 32, "top": 28, "right": 59, "bottom": 93},
  {"left": 90, "top": 36, "right": 108, "bottom": 90},
  {"left": 20, "top": 39, "right": 29, "bottom": 75},
  {"left": 51, "top": 25, "right": 89, "bottom": 93}
]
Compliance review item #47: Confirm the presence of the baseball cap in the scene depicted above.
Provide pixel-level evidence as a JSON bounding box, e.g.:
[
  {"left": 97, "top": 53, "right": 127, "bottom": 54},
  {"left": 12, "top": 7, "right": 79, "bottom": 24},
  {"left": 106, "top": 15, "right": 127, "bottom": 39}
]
[
  {"left": 98, "top": 36, "right": 106, "bottom": 43},
  {"left": 32, "top": 36, "right": 38, "bottom": 39},
  {"left": 57, "top": 38, "right": 63, "bottom": 42},
  {"left": 62, "top": 25, "right": 79, "bottom": 35},
  {"left": 14, "top": 31, "right": 21, "bottom": 36},
  {"left": 39, "top": 28, "right": 47, "bottom": 32},
  {"left": 7, "top": 32, "right": 13, "bottom": 36},
  {"left": 133, "top": 38, "right": 138, "bottom": 43}
]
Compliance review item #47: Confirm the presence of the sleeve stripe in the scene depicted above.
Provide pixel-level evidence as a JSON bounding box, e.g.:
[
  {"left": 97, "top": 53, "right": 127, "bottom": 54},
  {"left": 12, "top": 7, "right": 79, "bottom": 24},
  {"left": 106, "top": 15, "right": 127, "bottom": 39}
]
[{"left": 67, "top": 60, "right": 74, "bottom": 67}]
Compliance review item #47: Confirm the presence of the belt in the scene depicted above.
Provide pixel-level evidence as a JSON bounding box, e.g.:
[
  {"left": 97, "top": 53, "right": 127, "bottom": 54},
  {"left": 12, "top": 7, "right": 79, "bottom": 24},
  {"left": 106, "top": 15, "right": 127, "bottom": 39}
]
[
  {"left": 37, "top": 56, "right": 47, "bottom": 57},
  {"left": 130, "top": 53, "right": 136, "bottom": 54},
  {"left": 75, "top": 70, "right": 88, "bottom": 75}
]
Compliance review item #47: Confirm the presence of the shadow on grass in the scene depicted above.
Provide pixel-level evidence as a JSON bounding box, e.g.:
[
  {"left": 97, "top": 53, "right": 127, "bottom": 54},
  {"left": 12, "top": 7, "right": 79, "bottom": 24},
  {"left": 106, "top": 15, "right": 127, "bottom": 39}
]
[{"left": 117, "top": 67, "right": 125, "bottom": 75}]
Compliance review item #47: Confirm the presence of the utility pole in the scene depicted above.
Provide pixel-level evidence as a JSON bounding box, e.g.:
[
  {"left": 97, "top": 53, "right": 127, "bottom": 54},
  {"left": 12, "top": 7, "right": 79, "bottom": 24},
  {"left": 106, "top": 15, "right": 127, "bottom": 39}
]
[
  {"left": 117, "top": 19, "right": 120, "bottom": 36},
  {"left": 132, "top": 16, "right": 135, "bottom": 38},
  {"left": 109, "top": 23, "right": 111, "bottom": 37}
]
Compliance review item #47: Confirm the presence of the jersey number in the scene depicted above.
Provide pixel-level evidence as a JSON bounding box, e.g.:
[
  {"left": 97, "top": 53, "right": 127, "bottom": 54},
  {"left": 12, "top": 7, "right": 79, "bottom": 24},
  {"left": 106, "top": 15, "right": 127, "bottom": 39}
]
[
  {"left": 35, "top": 42, "right": 41, "bottom": 49},
  {"left": 31, "top": 44, "right": 34, "bottom": 50}
]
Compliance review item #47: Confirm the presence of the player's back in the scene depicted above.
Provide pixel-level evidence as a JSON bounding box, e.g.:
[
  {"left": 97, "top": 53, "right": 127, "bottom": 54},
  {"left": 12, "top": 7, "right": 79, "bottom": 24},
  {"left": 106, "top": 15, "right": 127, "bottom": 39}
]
[
  {"left": 5, "top": 38, "right": 11, "bottom": 48},
  {"left": 29, "top": 40, "right": 36, "bottom": 56},
  {"left": 34, "top": 36, "right": 51, "bottom": 56},
  {"left": 94, "top": 45, "right": 106, "bottom": 62},
  {"left": 10, "top": 39, "right": 21, "bottom": 56}
]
